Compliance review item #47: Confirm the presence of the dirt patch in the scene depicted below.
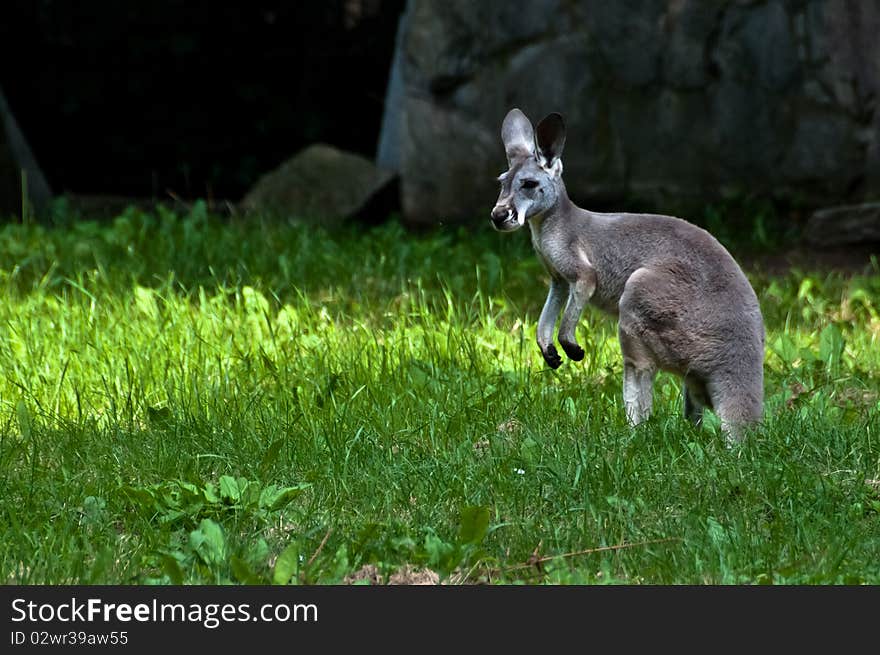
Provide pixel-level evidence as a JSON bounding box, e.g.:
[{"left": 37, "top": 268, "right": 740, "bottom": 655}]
[
  {"left": 834, "top": 387, "right": 880, "bottom": 408},
  {"left": 496, "top": 418, "right": 523, "bottom": 434},
  {"left": 387, "top": 565, "right": 440, "bottom": 585},
  {"left": 343, "top": 564, "right": 441, "bottom": 585},
  {"left": 472, "top": 437, "right": 490, "bottom": 456},
  {"left": 343, "top": 564, "right": 383, "bottom": 585}
]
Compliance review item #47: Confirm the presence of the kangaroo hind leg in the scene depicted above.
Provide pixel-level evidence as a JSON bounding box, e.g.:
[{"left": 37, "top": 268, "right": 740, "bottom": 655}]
[
  {"left": 708, "top": 378, "right": 763, "bottom": 445},
  {"left": 683, "top": 376, "right": 710, "bottom": 427},
  {"left": 618, "top": 327, "right": 657, "bottom": 426},
  {"left": 618, "top": 267, "right": 671, "bottom": 427}
]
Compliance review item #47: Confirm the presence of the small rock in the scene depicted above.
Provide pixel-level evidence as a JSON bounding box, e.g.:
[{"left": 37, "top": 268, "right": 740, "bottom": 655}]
[
  {"left": 804, "top": 203, "right": 880, "bottom": 247},
  {"left": 240, "top": 143, "right": 395, "bottom": 226}
]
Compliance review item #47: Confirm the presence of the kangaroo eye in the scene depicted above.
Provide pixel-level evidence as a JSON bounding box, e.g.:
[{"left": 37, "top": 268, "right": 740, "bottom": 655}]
[{"left": 521, "top": 179, "right": 540, "bottom": 189}]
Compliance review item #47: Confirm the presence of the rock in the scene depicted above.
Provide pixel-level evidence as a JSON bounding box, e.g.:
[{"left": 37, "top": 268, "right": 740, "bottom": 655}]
[
  {"left": 240, "top": 143, "right": 395, "bottom": 226},
  {"left": 400, "top": 100, "right": 498, "bottom": 225},
  {"left": 0, "top": 124, "right": 18, "bottom": 218},
  {"left": 0, "top": 85, "right": 52, "bottom": 218},
  {"left": 376, "top": 5, "right": 411, "bottom": 173},
  {"left": 804, "top": 203, "right": 880, "bottom": 247},
  {"left": 381, "top": 0, "right": 880, "bottom": 225}
]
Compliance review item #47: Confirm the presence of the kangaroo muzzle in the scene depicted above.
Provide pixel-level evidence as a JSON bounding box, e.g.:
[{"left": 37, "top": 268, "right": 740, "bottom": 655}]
[
  {"left": 491, "top": 204, "right": 519, "bottom": 231},
  {"left": 491, "top": 205, "right": 513, "bottom": 223}
]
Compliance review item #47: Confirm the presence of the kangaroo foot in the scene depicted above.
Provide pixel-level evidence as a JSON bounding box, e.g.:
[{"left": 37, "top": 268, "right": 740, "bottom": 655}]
[
  {"left": 560, "top": 341, "right": 584, "bottom": 361},
  {"left": 541, "top": 345, "right": 562, "bottom": 369}
]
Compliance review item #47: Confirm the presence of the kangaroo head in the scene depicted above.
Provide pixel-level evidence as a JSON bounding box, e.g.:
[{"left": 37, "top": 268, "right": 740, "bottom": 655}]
[{"left": 491, "top": 108, "right": 566, "bottom": 232}]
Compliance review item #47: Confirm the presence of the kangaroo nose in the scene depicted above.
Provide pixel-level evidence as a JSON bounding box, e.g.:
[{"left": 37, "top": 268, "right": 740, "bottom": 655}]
[{"left": 491, "top": 206, "right": 510, "bottom": 222}]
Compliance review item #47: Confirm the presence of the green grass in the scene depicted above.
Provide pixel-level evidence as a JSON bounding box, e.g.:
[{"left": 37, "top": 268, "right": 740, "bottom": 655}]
[{"left": 1, "top": 201, "right": 879, "bottom": 584}]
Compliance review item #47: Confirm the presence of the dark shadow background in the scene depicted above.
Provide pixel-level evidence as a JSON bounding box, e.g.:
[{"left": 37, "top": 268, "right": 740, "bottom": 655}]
[{"left": 1, "top": 0, "right": 405, "bottom": 201}]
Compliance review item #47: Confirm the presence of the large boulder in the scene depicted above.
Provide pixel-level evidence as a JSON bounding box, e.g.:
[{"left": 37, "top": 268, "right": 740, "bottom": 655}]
[
  {"left": 378, "top": 0, "right": 880, "bottom": 225},
  {"left": 0, "top": 86, "right": 52, "bottom": 218},
  {"left": 0, "top": 121, "right": 17, "bottom": 218},
  {"left": 241, "top": 143, "right": 395, "bottom": 226},
  {"left": 804, "top": 203, "right": 880, "bottom": 247}
]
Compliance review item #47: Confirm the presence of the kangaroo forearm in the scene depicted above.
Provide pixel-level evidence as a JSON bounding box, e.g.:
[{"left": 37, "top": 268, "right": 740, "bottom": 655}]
[
  {"left": 537, "top": 280, "right": 567, "bottom": 349},
  {"left": 557, "top": 276, "right": 594, "bottom": 361},
  {"left": 535, "top": 280, "right": 567, "bottom": 368}
]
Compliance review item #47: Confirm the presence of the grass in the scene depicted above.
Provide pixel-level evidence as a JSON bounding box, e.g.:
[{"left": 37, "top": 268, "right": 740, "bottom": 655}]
[{"left": 0, "top": 201, "right": 879, "bottom": 585}]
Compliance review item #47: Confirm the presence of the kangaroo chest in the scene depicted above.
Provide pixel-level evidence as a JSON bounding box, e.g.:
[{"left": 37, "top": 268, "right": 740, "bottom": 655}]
[
  {"left": 528, "top": 217, "right": 622, "bottom": 315},
  {"left": 528, "top": 218, "right": 590, "bottom": 281},
  {"left": 528, "top": 219, "right": 566, "bottom": 278},
  {"left": 529, "top": 224, "right": 554, "bottom": 275}
]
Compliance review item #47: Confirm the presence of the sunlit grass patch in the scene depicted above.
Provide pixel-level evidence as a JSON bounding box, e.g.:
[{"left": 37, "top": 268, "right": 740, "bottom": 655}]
[{"left": 0, "top": 205, "right": 878, "bottom": 584}]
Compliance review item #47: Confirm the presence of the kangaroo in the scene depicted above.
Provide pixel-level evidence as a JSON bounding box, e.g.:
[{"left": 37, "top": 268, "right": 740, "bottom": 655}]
[{"left": 490, "top": 108, "right": 764, "bottom": 442}]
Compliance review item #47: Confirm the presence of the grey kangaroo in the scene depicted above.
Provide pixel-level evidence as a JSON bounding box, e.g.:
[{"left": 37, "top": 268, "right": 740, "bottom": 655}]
[{"left": 491, "top": 108, "right": 764, "bottom": 441}]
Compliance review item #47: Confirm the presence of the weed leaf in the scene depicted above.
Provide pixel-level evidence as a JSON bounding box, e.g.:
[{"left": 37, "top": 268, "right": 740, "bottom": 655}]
[
  {"left": 189, "top": 518, "right": 226, "bottom": 566},
  {"left": 230, "top": 556, "right": 262, "bottom": 584},
  {"left": 273, "top": 542, "right": 300, "bottom": 585},
  {"left": 219, "top": 475, "right": 241, "bottom": 503},
  {"left": 458, "top": 505, "right": 490, "bottom": 545},
  {"left": 260, "top": 483, "right": 310, "bottom": 512},
  {"left": 16, "top": 400, "right": 32, "bottom": 439},
  {"left": 161, "top": 553, "right": 185, "bottom": 584},
  {"left": 818, "top": 324, "right": 844, "bottom": 374}
]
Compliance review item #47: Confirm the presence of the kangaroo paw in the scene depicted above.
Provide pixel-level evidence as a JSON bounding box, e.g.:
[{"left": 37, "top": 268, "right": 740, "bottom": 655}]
[
  {"left": 541, "top": 345, "right": 563, "bottom": 369},
  {"left": 560, "top": 341, "right": 585, "bottom": 361}
]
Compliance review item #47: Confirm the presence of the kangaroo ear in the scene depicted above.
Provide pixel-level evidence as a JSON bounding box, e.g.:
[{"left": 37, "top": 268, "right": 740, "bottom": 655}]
[
  {"left": 501, "top": 108, "right": 535, "bottom": 165},
  {"left": 535, "top": 113, "right": 566, "bottom": 168}
]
